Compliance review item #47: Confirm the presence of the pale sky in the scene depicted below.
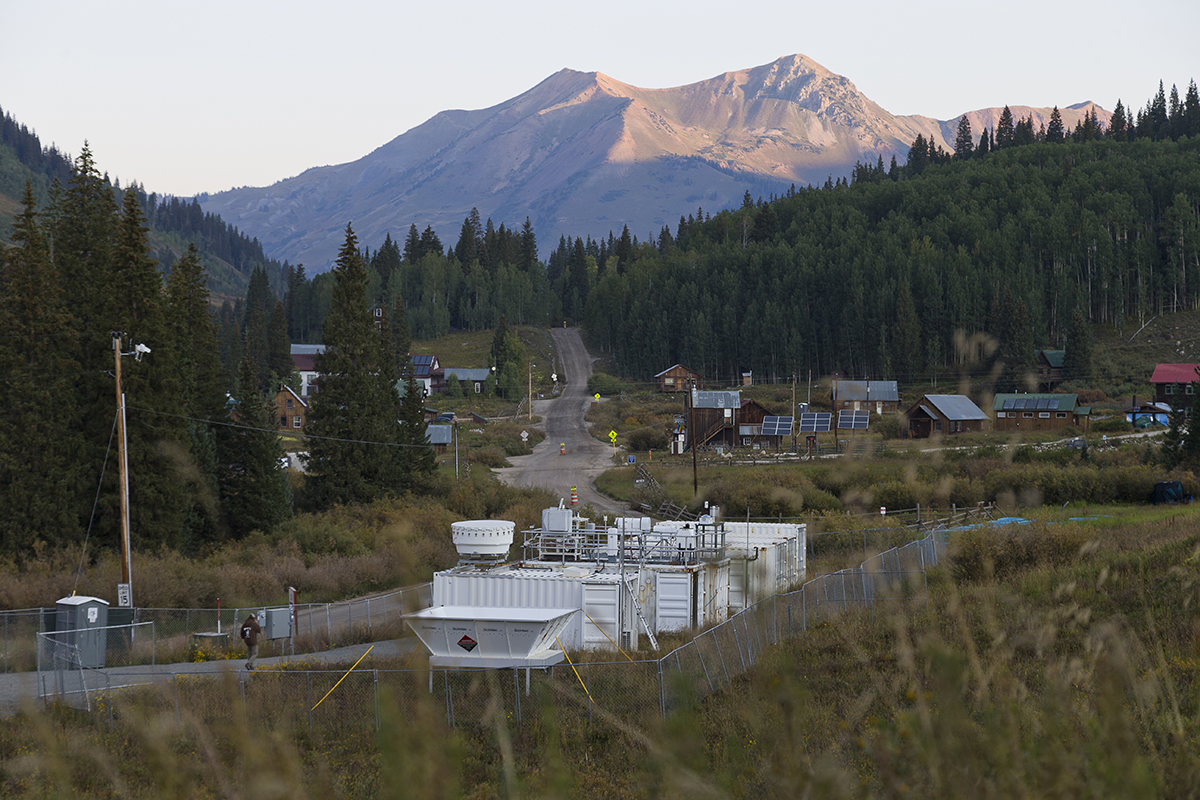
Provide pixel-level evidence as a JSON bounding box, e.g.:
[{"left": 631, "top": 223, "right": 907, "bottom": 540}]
[{"left": 2, "top": 0, "right": 1196, "bottom": 199}]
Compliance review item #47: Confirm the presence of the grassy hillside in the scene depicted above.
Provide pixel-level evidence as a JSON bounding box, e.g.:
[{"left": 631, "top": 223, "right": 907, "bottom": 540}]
[{"left": 4, "top": 507, "right": 1199, "bottom": 797}]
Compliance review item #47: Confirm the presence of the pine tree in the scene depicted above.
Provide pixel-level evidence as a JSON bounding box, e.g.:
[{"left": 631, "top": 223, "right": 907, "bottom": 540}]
[
  {"left": 267, "top": 299, "right": 294, "bottom": 389},
  {"left": 397, "top": 370, "right": 436, "bottom": 481},
  {"left": 110, "top": 188, "right": 189, "bottom": 549},
  {"left": 953, "top": 115, "right": 974, "bottom": 159},
  {"left": 1046, "top": 107, "right": 1065, "bottom": 143},
  {"left": 243, "top": 266, "right": 273, "bottom": 392},
  {"left": 164, "top": 243, "right": 226, "bottom": 546},
  {"left": 218, "top": 353, "right": 292, "bottom": 537},
  {"left": 0, "top": 182, "right": 86, "bottom": 555},
  {"left": 403, "top": 224, "right": 422, "bottom": 263},
  {"left": 996, "top": 106, "right": 1015, "bottom": 148},
  {"left": 1063, "top": 306, "right": 1092, "bottom": 382},
  {"left": 1110, "top": 100, "right": 1128, "bottom": 141},
  {"left": 304, "top": 223, "right": 406, "bottom": 508}
]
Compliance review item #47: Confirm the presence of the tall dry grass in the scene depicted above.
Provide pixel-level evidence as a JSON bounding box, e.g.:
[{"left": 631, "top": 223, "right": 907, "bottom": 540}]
[{"left": 5, "top": 511, "right": 1200, "bottom": 797}]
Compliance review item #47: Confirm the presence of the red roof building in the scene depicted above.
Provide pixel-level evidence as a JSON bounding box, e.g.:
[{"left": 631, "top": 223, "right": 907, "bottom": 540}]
[{"left": 1150, "top": 364, "right": 1200, "bottom": 410}]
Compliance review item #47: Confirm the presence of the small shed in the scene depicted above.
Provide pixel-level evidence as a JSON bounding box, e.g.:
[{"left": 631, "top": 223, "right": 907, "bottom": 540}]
[
  {"left": 654, "top": 364, "right": 702, "bottom": 393},
  {"left": 55, "top": 596, "right": 109, "bottom": 669},
  {"left": 905, "top": 394, "right": 989, "bottom": 438},
  {"left": 426, "top": 424, "right": 453, "bottom": 453}
]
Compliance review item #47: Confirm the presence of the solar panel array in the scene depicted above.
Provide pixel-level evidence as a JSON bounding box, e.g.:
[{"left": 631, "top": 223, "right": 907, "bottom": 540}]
[
  {"left": 798, "top": 412, "right": 832, "bottom": 432},
  {"left": 1001, "top": 397, "right": 1058, "bottom": 410},
  {"left": 838, "top": 410, "right": 870, "bottom": 430},
  {"left": 760, "top": 416, "right": 794, "bottom": 436}
]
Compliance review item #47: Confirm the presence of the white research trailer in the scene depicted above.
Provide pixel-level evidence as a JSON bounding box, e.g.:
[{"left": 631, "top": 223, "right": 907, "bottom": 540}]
[
  {"left": 722, "top": 521, "right": 807, "bottom": 613},
  {"left": 408, "top": 504, "right": 805, "bottom": 660}
]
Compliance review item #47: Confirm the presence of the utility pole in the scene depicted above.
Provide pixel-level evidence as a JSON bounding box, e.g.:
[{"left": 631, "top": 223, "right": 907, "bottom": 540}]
[
  {"left": 528, "top": 362, "right": 534, "bottom": 420},
  {"left": 689, "top": 380, "right": 699, "bottom": 497},
  {"left": 791, "top": 373, "right": 797, "bottom": 453},
  {"left": 113, "top": 335, "right": 132, "bottom": 608},
  {"left": 112, "top": 334, "right": 150, "bottom": 608}
]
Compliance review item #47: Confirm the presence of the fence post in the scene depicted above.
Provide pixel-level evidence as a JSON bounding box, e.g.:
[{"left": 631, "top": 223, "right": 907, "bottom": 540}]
[
  {"left": 658, "top": 659, "right": 667, "bottom": 719},
  {"left": 374, "top": 669, "right": 380, "bottom": 731}
]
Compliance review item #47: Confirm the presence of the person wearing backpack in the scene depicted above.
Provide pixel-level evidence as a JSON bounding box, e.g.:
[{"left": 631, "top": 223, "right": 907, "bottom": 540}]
[{"left": 240, "top": 614, "right": 261, "bottom": 670}]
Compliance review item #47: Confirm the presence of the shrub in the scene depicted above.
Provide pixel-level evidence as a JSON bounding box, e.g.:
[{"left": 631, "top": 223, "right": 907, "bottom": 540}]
[
  {"left": 627, "top": 427, "right": 669, "bottom": 452},
  {"left": 470, "top": 447, "right": 510, "bottom": 468},
  {"left": 587, "top": 372, "right": 629, "bottom": 396},
  {"left": 873, "top": 413, "right": 903, "bottom": 440}
]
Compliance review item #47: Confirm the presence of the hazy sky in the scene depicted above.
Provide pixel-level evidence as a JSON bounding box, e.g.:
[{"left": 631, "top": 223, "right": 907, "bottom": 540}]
[{"left": 3, "top": 0, "right": 1196, "bottom": 198}]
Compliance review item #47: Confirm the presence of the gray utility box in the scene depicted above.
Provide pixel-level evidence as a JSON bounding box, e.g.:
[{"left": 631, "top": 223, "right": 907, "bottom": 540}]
[
  {"left": 263, "top": 607, "right": 292, "bottom": 640},
  {"left": 55, "top": 596, "right": 109, "bottom": 668}
]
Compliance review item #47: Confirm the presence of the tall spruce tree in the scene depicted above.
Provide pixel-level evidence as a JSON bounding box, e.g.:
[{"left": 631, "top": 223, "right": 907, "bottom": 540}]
[
  {"left": 953, "top": 115, "right": 974, "bottom": 159},
  {"left": 1063, "top": 306, "right": 1093, "bottom": 383},
  {"left": 0, "top": 183, "right": 86, "bottom": 555},
  {"left": 164, "top": 243, "right": 226, "bottom": 546},
  {"left": 303, "top": 223, "right": 406, "bottom": 508},
  {"left": 109, "top": 188, "right": 189, "bottom": 549},
  {"left": 996, "top": 106, "right": 1015, "bottom": 148},
  {"left": 218, "top": 353, "right": 292, "bottom": 537}
]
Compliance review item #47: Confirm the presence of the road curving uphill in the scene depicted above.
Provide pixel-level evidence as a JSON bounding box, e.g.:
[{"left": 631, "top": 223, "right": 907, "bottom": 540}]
[{"left": 494, "top": 328, "right": 631, "bottom": 516}]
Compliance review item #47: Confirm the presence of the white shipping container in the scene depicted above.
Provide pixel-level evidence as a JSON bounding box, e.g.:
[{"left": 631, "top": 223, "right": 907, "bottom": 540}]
[{"left": 434, "top": 568, "right": 636, "bottom": 650}]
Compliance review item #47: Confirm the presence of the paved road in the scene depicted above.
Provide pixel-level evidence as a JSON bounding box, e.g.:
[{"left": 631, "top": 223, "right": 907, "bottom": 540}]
[
  {"left": 0, "top": 638, "right": 419, "bottom": 717},
  {"left": 495, "top": 328, "right": 632, "bottom": 516}
]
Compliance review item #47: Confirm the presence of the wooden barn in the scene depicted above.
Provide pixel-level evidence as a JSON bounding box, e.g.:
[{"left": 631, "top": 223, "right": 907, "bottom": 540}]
[
  {"left": 905, "top": 394, "right": 989, "bottom": 438},
  {"left": 273, "top": 386, "right": 308, "bottom": 431}
]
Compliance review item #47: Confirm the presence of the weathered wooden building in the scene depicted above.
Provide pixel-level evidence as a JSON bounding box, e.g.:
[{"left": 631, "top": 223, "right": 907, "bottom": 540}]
[
  {"left": 834, "top": 380, "right": 900, "bottom": 414},
  {"left": 905, "top": 394, "right": 989, "bottom": 438},
  {"left": 654, "top": 364, "right": 702, "bottom": 393}
]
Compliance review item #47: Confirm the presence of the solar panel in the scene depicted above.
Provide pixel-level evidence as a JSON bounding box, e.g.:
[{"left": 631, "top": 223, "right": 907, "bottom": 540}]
[
  {"left": 761, "top": 416, "right": 794, "bottom": 436},
  {"left": 1039, "top": 398, "right": 1055, "bottom": 409},
  {"left": 1002, "top": 398, "right": 1016, "bottom": 410},
  {"left": 798, "top": 412, "right": 831, "bottom": 432},
  {"left": 838, "top": 410, "right": 870, "bottom": 430}
]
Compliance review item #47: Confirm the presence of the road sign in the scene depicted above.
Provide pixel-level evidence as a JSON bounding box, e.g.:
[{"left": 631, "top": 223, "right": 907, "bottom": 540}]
[
  {"left": 627, "top": 455, "right": 635, "bottom": 464},
  {"left": 594, "top": 393, "right": 601, "bottom": 402},
  {"left": 551, "top": 373, "right": 557, "bottom": 382},
  {"left": 609, "top": 430, "right": 617, "bottom": 442},
  {"left": 520, "top": 430, "right": 529, "bottom": 442}
]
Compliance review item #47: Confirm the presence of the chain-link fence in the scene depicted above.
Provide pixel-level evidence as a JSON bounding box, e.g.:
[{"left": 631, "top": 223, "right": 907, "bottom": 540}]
[
  {"left": 5, "top": 584, "right": 433, "bottom": 673},
  {"left": 58, "top": 526, "right": 954, "bottom": 732},
  {"left": 36, "top": 621, "right": 157, "bottom": 710}
]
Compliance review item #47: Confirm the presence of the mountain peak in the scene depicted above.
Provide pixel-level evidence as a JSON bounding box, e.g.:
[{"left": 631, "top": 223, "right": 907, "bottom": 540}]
[{"left": 199, "top": 56, "right": 1108, "bottom": 271}]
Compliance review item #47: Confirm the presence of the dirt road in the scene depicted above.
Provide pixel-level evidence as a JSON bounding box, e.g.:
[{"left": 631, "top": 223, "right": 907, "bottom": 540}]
[{"left": 494, "top": 328, "right": 631, "bottom": 516}]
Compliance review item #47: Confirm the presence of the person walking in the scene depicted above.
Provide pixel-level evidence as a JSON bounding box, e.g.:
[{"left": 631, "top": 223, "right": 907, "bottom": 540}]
[{"left": 240, "top": 613, "right": 261, "bottom": 670}]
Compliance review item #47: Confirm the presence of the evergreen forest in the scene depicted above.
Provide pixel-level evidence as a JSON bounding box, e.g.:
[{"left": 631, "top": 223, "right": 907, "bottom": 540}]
[{"left": 2, "top": 78, "right": 1199, "bottom": 557}]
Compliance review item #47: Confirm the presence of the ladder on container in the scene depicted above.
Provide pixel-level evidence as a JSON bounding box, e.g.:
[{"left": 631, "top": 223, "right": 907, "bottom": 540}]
[{"left": 624, "top": 578, "right": 659, "bottom": 651}]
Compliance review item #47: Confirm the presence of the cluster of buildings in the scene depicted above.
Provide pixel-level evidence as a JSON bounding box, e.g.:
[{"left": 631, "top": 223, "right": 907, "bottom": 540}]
[
  {"left": 658, "top": 353, "right": 1200, "bottom": 447},
  {"left": 272, "top": 345, "right": 489, "bottom": 438}
]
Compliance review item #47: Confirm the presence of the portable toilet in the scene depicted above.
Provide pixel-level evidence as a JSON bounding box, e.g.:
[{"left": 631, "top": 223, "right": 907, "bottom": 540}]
[{"left": 55, "top": 596, "right": 109, "bottom": 668}]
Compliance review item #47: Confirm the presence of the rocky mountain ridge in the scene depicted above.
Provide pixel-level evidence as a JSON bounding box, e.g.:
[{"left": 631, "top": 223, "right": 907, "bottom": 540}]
[{"left": 199, "top": 54, "right": 1108, "bottom": 270}]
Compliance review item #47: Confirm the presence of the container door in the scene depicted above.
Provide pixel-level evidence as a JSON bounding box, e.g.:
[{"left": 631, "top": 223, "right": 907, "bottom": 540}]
[
  {"left": 655, "top": 572, "right": 692, "bottom": 632},
  {"left": 582, "top": 582, "right": 619, "bottom": 649}
]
